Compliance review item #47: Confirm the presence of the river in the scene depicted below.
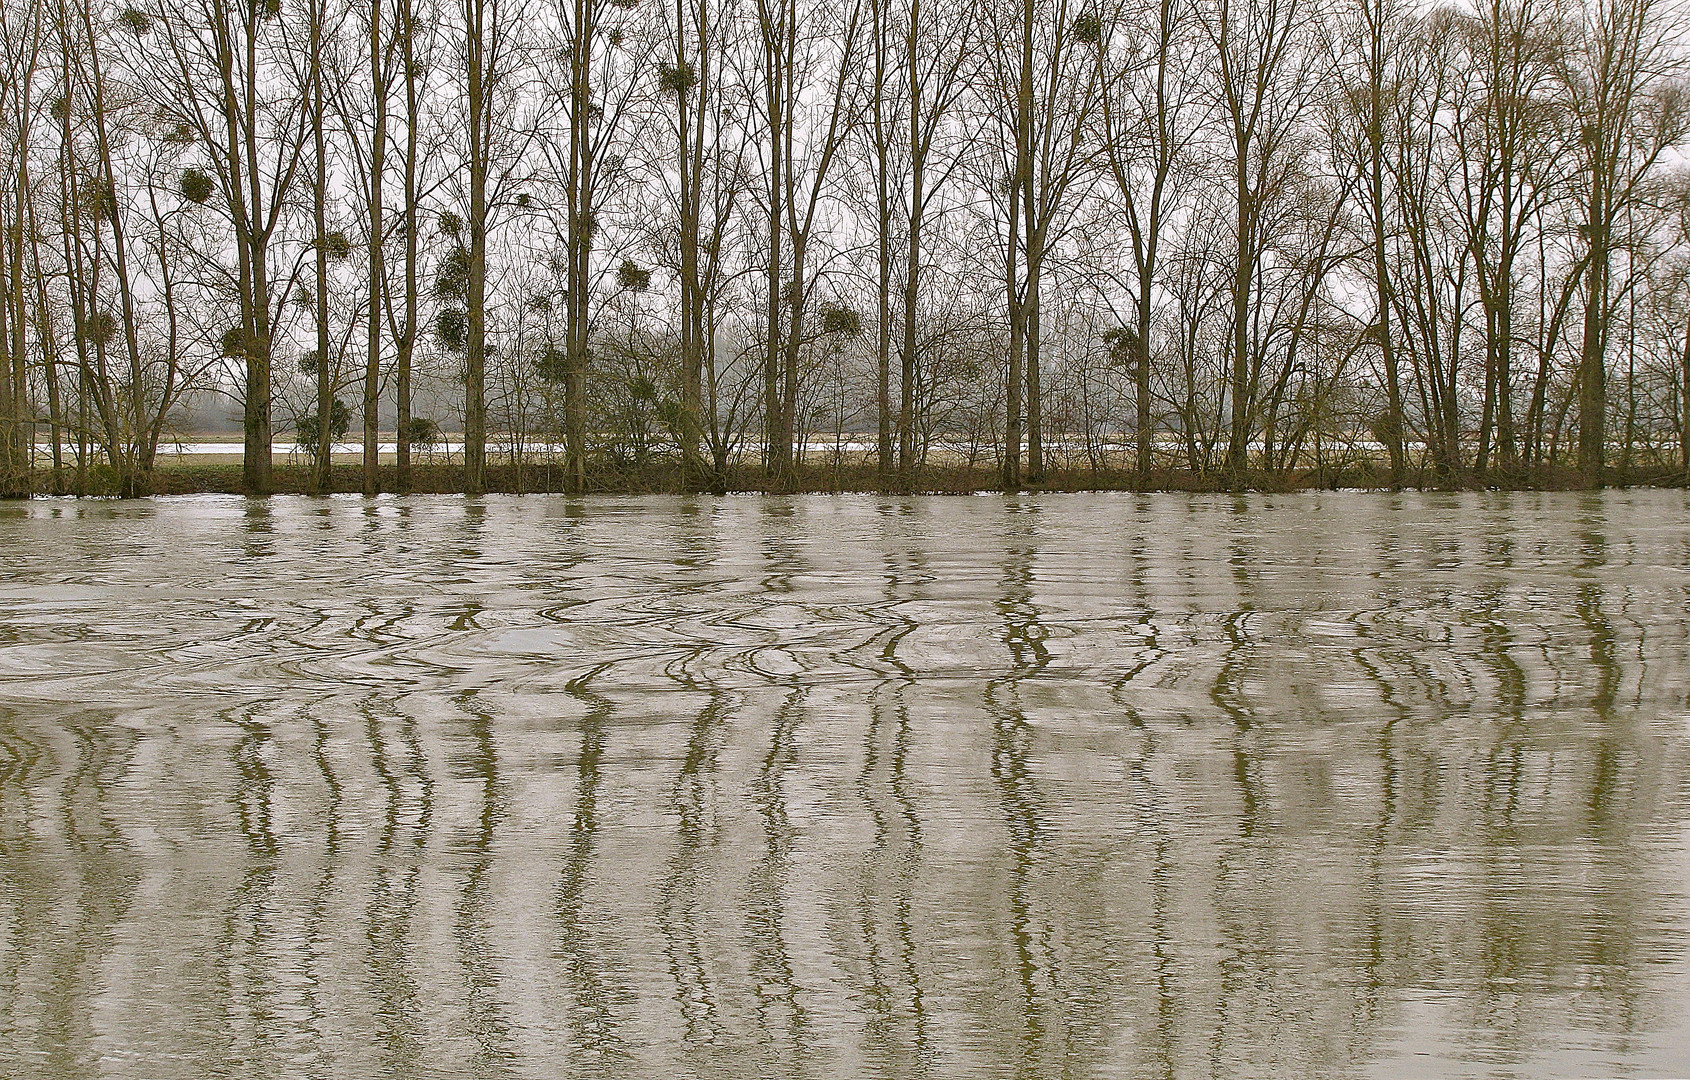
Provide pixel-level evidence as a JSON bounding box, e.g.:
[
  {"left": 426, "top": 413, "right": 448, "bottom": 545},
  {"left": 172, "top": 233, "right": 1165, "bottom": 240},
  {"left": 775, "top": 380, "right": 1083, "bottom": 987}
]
[{"left": 2, "top": 490, "right": 1687, "bottom": 1078}]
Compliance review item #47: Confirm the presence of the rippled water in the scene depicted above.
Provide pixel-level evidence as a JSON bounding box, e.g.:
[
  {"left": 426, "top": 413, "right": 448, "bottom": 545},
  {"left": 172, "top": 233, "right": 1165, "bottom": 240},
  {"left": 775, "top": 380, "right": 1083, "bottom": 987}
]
[{"left": 2, "top": 491, "right": 1689, "bottom": 1079}]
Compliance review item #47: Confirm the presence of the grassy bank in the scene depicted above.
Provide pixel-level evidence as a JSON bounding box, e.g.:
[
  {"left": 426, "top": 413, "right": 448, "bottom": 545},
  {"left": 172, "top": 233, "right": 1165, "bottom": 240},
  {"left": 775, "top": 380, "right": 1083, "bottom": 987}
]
[{"left": 18, "top": 457, "right": 1689, "bottom": 497}]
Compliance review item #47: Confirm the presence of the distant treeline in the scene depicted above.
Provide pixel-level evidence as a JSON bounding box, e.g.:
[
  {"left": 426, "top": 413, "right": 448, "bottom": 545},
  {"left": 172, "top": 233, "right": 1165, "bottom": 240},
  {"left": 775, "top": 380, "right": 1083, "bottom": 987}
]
[{"left": 3, "top": 0, "right": 1690, "bottom": 497}]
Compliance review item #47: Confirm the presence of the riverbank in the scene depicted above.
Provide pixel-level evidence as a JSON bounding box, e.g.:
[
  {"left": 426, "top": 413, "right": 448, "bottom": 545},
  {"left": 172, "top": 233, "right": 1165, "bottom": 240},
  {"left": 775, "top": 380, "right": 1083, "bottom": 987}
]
[{"left": 14, "top": 457, "right": 1688, "bottom": 496}]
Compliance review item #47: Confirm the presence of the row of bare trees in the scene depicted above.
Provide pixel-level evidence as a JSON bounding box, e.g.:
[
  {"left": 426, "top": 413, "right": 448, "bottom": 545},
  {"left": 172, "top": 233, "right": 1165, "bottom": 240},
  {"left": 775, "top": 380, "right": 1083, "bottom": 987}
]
[{"left": 3, "top": 0, "right": 1689, "bottom": 497}]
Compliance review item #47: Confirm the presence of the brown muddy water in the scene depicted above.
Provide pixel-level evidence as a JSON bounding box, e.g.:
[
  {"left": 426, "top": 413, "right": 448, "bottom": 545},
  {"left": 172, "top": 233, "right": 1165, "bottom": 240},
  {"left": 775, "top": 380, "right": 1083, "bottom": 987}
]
[{"left": 1, "top": 490, "right": 1688, "bottom": 1079}]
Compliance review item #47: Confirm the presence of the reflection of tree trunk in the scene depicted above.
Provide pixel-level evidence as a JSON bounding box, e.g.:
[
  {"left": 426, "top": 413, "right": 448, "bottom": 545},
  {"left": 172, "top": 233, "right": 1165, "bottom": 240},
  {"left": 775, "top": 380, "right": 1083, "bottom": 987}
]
[
  {"left": 748, "top": 688, "right": 809, "bottom": 1047},
  {"left": 451, "top": 687, "right": 517, "bottom": 1068},
  {"left": 352, "top": 701, "right": 430, "bottom": 1076},
  {"left": 660, "top": 669, "right": 729, "bottom": 1040},
  {"left": 1573, "top": 525, "right": 1622, "bottom": 831},
  {"left": 887, "top": 688, "right": 929, "bottom": 1060},
  {"left": 220, "top": 710, "right": 282, "bottom": 1060},
  {"left": 0, "top": 713, "right": 139, "bottom": 1069},
  {"left": 989, "top": 537, "right": 1052, "bottom": 1070},
  {"left": 557, "top": 683, "right": 625, "bottom": 1053}
]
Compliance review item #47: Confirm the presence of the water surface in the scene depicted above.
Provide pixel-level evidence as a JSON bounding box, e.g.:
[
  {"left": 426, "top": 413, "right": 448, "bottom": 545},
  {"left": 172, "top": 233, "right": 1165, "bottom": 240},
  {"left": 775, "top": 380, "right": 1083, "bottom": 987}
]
[{"left": 2, "top": 490, "right": 1688, "bottom": 1079}]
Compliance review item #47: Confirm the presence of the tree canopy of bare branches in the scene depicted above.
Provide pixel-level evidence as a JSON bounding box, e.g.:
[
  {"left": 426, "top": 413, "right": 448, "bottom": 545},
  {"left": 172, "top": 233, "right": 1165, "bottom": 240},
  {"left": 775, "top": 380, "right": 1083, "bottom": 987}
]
[{"left": 3, "top": 0, "right": 1689, "bottom": 496}]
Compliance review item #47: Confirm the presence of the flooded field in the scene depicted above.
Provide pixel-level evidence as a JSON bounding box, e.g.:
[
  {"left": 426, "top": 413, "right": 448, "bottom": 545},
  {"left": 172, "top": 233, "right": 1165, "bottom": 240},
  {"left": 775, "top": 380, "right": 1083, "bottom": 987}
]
[{"left": 1, "top": 490, "right": 1688, "bottom": 1079}]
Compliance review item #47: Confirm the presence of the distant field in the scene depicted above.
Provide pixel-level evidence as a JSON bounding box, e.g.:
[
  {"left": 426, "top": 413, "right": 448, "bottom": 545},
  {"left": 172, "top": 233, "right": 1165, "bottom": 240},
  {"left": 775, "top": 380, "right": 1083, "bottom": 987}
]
[{"left": 21, "top": 434, "right": 1688, "bottom": 495}]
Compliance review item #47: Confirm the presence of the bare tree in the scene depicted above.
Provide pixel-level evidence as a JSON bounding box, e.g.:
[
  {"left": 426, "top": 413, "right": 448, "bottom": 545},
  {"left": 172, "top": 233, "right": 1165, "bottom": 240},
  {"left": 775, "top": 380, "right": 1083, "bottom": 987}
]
[
  {"left": 1091, "top": 0, "right": 1204, "bottom": 484},
  {"left": 541, "top": 0, "right": 643, "bottom": 491},
  {"left": 1208, "top": 0, "right": 1328, "bottom": 485},
  {"left": 349, "top": 0, "right": 396, "bottom": 495},
  {"left": 0, "top": 0, "right": 45, "bottom": 497},
  {"left": 1562, "top": 0, "right": 1688, "bottom": 483},
  {"left": 1331, "top": 0, "right": 1420, "bottom": 483},
  {"left": 752, "top": 0, "right": 862, "bottom": 489},
  {"left": 986, "top": 0, "right": 1100, "bottom": 488},
  {"left": 658, "top": 0, "right": 726, "bottom": 490},
  {"left": 651, "top": 0, "right": 750, "bottom": 487},
  {"left": 144, "top": 0, "right": 311, "bottom": 496},
  {"left": 305, "top": 0, "right": 341, "bottom": 492},
  {"left": 390, "top": 0, "right": 430, "bottom": 491},
  {"left": 1442, "top": 0, "right": 1571, "bottom": 475},
  {"left": 455, "top": 0, "right": 535, "bottom": 493}
]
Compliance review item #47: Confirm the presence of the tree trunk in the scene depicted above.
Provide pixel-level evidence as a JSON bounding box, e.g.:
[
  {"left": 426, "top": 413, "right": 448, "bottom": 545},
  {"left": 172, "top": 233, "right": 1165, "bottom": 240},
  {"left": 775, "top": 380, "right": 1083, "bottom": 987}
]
[
  {"left": 464, "top": 0, "right": 489, "bottom": 496},
  {"left": 1227, "top": 179, "right": 1252, "bottom": 488},
  {"left": 396, "top": 0, "right": 420, "bottom": 492},
  {"left": 365, "top": 0, "right": 387, "bottom": 497},
  {"left": 312, "top": 0, "right": 333, "bottom": 495},
  {"left": 675, "top": 0, "right": 709, "bottom": 492},
  {"left": 1576, "top": 197, "right": 1608, "bottom": 487}
]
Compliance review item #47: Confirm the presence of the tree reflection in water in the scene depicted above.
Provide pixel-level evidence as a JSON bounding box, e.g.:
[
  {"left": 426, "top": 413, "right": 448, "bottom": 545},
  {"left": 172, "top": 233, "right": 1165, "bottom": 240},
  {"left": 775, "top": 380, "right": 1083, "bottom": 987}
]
[{"left": 0, "top": 491, "right": 1687, "bottom": 1078}]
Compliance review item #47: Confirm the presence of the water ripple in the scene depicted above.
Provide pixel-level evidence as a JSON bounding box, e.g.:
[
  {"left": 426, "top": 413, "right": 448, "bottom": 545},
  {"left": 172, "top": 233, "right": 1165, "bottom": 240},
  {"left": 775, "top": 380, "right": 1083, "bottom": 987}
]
[{"left": 1, "top": 491, "right": 1688, "bottom": 1078}]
